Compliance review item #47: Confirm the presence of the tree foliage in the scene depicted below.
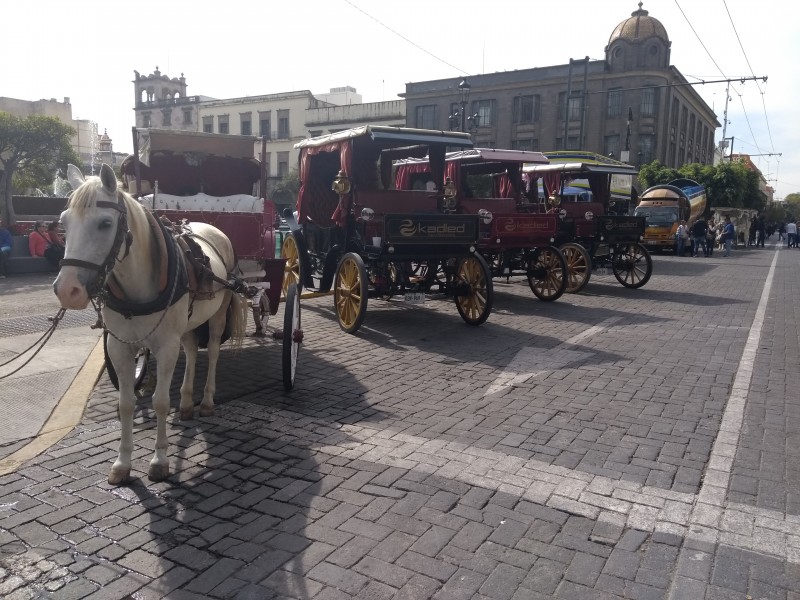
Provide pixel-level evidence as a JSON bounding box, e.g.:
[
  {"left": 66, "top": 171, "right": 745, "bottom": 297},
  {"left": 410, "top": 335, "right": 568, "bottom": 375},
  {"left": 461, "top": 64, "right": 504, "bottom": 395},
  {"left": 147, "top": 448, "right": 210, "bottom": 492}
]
[
  {"left": 0, "top": 112, "right": 81, "bottom": 224},
  {"left": 637, "top": 159, "right": 766, "bottom": 214}
]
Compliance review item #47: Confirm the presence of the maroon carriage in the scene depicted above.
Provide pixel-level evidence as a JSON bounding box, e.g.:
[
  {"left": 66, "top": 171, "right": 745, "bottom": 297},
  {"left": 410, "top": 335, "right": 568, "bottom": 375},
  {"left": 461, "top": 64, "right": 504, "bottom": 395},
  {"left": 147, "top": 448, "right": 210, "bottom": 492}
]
[
  {"left": 394, "top": 148, "right": 568, "bottom": 301},
  {"left": 118, "top": 128, "right": 301, "bottom": 391}
]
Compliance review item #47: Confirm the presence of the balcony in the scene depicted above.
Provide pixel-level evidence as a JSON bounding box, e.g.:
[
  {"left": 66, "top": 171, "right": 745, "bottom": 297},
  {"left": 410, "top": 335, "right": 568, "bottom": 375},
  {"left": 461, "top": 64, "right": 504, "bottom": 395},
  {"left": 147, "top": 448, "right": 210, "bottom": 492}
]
[{"left": 136, "top": 95, "right": 201, "bottom": 109}]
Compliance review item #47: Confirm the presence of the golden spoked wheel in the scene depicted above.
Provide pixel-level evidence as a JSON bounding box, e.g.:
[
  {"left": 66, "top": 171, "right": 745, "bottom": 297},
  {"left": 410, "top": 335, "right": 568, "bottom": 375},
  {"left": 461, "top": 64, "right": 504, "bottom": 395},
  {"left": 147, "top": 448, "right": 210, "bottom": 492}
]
[
  {"left": 280, "top": 233, "right": 302, "bottom": 299},
  {"left": 454, "top": 254, "right": 493, "bottom": 326},
  {"left": 612, "top": 243, "right": 653, "bottom": 288},
  {"left": 527, "top": 246, "right": 567, "bottom": 301},
  {"left": 334, "top": 253, "right": 368, "bottom": 334},
  {"left": 560, "top": 242, "right": 592, "bottom": 294}
]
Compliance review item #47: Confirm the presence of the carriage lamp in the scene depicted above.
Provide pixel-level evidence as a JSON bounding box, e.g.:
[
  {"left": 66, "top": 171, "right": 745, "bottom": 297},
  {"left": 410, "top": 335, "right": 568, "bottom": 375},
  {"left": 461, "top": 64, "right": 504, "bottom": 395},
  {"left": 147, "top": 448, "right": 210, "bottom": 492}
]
[
  {"left": 443, "top": 178, "right": 457, "bottom": 199},
  {"left": 331, "top": 170, "right": 351, "bottom": 195},
  {"left": 547, "top": 193, "right": 561, "bottom": 207},
  {"left": 584, "top": 211, "right": 594, "bottom": 220},
  {"left": 360, "top": 207, "right": 375, "bottom": 221},
  {"left": 478, "top": 209, "right": 493, "bottom": 225}
]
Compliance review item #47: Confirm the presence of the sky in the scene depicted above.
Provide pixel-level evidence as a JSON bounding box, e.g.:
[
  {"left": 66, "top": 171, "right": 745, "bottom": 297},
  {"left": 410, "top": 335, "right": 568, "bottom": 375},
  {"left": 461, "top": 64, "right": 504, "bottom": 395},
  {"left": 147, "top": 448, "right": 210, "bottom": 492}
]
[{"left": 5, "top": 0, "right": 798, "bottom": 199}]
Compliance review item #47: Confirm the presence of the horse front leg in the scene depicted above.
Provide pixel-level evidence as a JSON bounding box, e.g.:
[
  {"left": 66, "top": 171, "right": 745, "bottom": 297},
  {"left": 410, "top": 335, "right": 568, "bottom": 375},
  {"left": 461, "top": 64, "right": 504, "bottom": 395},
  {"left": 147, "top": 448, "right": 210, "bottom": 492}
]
[
  {"left": 148, "top": 340, "right": 181, "bottom": 482},
  {"left": 106, "top": 339, "right": 139, "bottom": 485},
  {"left": 179, "top": 332, "right": 198, "bottom": 420}
]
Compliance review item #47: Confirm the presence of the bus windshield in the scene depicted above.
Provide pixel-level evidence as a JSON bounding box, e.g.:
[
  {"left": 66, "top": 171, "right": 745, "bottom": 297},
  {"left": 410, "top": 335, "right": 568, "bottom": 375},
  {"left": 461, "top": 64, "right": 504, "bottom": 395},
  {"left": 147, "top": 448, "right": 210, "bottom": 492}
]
[{"left": 634, "top": 206, "right": 679, "bottom": 227}]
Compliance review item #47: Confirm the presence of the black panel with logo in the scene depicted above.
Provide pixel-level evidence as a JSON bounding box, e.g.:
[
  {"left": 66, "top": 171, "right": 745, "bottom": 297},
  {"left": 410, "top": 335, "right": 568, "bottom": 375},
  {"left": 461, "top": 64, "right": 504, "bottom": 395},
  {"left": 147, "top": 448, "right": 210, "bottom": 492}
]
[
  {"left": 595, "top": 215, "right": 646, "bottom": 243},
  {"left": 384, "top": 214, "right": 479, "bottom": 245}
]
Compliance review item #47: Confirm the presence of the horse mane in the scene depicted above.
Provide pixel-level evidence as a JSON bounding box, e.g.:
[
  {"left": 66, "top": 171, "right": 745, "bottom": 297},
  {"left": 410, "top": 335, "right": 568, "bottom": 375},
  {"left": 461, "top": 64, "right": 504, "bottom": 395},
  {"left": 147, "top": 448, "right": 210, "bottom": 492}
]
[{"left": 67, "top": 176, "right": 148, "bottom": 228}]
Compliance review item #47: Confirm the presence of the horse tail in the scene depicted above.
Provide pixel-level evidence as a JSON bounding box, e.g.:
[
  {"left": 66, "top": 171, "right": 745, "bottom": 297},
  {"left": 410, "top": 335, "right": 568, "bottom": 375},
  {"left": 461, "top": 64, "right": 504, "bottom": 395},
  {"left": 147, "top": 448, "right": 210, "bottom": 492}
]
[{"left": 226, "top": 292, "right": 248, "bottom": 351}]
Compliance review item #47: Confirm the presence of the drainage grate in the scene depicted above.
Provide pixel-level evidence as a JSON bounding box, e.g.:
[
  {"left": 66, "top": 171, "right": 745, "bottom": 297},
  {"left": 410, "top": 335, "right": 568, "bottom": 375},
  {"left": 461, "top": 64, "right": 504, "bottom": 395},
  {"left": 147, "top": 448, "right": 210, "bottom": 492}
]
[{"left": 0, "top": 310, "right": 98, "bottom": 338}]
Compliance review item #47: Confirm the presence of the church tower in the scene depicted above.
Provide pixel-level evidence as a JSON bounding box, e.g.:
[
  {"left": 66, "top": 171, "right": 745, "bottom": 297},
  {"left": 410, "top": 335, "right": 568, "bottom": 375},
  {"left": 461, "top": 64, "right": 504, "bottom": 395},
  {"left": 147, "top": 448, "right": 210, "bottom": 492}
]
[{"left": 133, "top": 67, "right": 192, "bottom": 130}]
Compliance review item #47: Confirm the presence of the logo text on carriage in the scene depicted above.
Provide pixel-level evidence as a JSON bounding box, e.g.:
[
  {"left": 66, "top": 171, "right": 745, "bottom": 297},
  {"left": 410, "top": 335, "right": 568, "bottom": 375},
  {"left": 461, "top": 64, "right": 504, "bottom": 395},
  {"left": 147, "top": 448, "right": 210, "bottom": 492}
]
[
  {"left": 500, "top": 218, "right": 551, "bottom": 233},
  {"left": 399, "top": 219, "right": 466, "bottom": 237}
]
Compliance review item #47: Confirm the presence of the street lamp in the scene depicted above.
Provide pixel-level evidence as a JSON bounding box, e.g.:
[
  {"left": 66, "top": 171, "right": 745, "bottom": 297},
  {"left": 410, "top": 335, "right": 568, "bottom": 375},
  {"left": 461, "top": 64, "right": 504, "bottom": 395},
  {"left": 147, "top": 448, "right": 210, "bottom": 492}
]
[{"left": 449, "top": 78, "right": 480, "bottom": 132}]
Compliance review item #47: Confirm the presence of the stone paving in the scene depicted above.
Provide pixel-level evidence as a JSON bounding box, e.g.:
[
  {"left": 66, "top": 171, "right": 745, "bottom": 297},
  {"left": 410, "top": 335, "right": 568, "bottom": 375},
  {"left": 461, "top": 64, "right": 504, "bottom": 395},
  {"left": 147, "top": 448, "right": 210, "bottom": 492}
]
[{"left": 1, "top": 244, "right": 799, "bottom": 599}]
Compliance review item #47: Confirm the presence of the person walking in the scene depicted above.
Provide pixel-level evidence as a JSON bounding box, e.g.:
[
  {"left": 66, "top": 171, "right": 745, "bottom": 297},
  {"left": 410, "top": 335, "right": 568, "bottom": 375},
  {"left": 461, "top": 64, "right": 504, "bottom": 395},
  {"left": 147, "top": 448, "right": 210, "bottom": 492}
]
[
  {"left": 691, "top": 216, "right": 708, "bottom": 257},
  {"left": 787, "top": 220, "right": 797, "bottom": 248},
  {"left": 676, "top": 220, "right": 689, "bottom": 256},
  {"left": 756, "top": 216, "right": 766, "bottom": 248},
  {"left": 706, "top": 218, "right": 717, "bottom": 257},
  {"left": 721, "top": 216, "right": 735, "bottom": 257}
]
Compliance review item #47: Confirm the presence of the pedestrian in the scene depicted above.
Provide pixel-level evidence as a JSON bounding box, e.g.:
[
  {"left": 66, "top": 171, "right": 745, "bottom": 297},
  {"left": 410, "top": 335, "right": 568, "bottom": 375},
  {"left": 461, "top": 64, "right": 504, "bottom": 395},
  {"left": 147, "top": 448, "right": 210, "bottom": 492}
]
[
  {"left": 676, "top": 219, "right": 689, "bottom": 256},
  {"left": 28, "top": 221, "right": 50, "bottom": 258},
  {"left": 691, "top": 216, "right": 708, "bottom": 257},
  {"left": 779, "top": 222, "right": 785, "bottom": 241},
  {"left": 787, "top": 220, "right": 797, "bottom": 248},
  {"left": 721, "top": 216, "right": 735, "bottom": 257},
  {"left": 46, "top": 221, "right": 65, "bottom": 249},
  {"left": 756, "top": 216, "right": 766, "bottom": 248},
  {"left": 0, "top": 216, "right": 12, "bottom": 279},
  {"left": 706, "top": 218, "right": 717, "bottom": 257}
]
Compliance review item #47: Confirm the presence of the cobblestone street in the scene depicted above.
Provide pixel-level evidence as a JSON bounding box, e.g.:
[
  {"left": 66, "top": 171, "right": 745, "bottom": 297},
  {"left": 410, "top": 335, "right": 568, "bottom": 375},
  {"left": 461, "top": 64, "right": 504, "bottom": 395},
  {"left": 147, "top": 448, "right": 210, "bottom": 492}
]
[{"left": 1, "top": 246, "right": 799, "bottom": 599}]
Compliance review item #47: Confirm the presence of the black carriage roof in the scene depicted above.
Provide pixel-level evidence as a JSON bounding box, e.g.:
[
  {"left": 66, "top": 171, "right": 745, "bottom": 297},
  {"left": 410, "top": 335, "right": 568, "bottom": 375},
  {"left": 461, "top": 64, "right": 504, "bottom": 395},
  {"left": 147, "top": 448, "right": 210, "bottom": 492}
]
[
  {"left": 395, "top": 147, "right": 549, "bottom": 166},
  {"left": 523, "top": 151, "right": 638, "bottom": 176},
  {"left": 293, "top": 125, "right": 474, "bottom": 150},
  {"left": 131, "top": 128, "right": 261, "bottom": 161}
]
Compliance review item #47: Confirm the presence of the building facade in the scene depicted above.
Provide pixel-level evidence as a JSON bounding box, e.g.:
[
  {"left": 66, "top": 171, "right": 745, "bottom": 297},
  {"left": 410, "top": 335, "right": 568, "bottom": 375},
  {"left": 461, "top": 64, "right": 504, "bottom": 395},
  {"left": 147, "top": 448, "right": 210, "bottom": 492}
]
[
  {"left": 133, "top": 69, "right": 405, "bottom": 196},
  {"left": 402, "top": 3, "right": 720, "bottom": 172}
]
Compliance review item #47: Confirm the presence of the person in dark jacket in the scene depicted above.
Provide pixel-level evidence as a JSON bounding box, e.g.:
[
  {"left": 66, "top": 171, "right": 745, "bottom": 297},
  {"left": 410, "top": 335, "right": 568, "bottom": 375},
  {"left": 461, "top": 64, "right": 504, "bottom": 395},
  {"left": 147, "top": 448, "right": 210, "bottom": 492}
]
[{"left": 691, "top": 216, "right": 708, "bottom": 257}]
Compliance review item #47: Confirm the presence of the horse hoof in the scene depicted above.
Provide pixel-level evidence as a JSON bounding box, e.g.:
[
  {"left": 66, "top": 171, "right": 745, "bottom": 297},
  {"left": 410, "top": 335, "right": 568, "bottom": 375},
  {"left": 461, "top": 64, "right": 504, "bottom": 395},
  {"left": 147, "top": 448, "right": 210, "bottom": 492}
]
[
  {"left": 179, "top": 407, "right": 194, "bottom": 420},
  {"left": 108, "top": 467, "right": 131, "bottom": 486},
  {"left": 199, "top": 406, "right": 214, "bottom": 417},
  {"left": 148, "top": 463, "right": 170, "bottom": 482}
]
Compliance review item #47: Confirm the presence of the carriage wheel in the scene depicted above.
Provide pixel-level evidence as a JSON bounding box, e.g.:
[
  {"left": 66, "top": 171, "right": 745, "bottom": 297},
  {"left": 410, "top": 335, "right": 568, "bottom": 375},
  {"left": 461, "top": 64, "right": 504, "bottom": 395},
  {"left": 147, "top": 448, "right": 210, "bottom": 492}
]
[
  {"left": 612, "top": 243, "right": 653, "bottom": 288},
  {"left": 103, "top": 330, "right": 150, "bottom": 392},
  {"left": 527, "top": 246, "right": 567, "bottom": 301},
  {"left": 559, "top": 242, "right": 592, "bottom": 294},
  {"left": 334, "top": 253, "right": 368, "bottom": 334},
  {"left": 454, "top": 254, "right": 493, "bottom": 326},
  {"left": 282, "top": 283, "right": 301, "bottom": 391},
  {"left": 280, "top": 233, "right": 302, "bottom": 299}
]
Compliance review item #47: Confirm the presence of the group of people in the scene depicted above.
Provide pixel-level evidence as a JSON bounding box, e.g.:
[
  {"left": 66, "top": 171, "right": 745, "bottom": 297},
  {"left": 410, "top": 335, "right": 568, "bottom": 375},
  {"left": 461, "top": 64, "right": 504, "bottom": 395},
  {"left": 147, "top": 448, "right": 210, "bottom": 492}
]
[
  {"left": 0, "top": 218, "right": 65, "bottom": 279},
  {"left": 676, "top": 215, "right": 736, "bottom": 258}
]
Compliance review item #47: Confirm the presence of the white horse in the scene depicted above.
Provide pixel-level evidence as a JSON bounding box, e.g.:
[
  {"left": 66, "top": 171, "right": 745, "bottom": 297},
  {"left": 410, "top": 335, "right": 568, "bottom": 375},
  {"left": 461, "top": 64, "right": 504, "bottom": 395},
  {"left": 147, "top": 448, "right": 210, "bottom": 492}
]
[{"left": 54, "top": 164, "right": 246, "bottom": 485}]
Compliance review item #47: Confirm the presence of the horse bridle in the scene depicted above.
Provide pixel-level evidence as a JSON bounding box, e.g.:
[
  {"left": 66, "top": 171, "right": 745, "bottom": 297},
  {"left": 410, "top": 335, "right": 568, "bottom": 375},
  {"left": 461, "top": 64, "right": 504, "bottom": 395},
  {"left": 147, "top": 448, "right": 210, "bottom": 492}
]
[{"left": 60, "top": 193, "right": 133, "bottom": 299}]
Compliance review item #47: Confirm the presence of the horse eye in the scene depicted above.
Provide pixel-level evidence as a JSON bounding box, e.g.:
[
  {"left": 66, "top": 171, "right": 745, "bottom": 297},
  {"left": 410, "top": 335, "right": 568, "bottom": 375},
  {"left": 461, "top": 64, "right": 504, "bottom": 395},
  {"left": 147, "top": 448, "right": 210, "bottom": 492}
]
[{"left": 99, "top": 219, "right": 113, "bottom": 230}]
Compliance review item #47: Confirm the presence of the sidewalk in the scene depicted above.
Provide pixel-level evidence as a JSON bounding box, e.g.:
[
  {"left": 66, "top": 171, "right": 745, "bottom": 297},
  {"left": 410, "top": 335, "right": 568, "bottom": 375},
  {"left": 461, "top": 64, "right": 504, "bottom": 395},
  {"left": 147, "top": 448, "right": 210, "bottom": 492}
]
[{"left": 0, "top": 273, "right": 103, "bottom": 468}]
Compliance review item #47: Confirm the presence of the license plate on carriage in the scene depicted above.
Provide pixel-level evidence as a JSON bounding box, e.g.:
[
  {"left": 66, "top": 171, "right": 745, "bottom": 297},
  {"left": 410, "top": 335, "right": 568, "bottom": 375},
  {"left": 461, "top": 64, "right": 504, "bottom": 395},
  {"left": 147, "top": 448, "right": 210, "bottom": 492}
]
[
  {"left": 404, "top": 292, "right": 426, "bottom": 304},
  {"left": 594, "top": 267, "right": 610, "bottom": 276}
]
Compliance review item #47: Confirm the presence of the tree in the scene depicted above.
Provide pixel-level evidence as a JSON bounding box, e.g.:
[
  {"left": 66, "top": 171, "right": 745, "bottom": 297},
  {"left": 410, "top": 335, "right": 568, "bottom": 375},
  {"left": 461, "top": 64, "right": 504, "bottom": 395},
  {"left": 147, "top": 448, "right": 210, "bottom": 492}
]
[
  {"left": 270, "top": 168, "right": 300, "bottom": 212},
  {"left": 0, "top": 112, "right": 81, "bottom": 224},
  {"left": 637, "top": 161, "right": 680, "bottom": 189}
]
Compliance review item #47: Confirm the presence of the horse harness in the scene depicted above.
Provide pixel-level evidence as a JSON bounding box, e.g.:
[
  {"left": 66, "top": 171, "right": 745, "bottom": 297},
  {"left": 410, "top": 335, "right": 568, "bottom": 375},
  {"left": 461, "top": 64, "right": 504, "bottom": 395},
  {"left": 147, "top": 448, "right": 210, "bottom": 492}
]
[{"left": 62, "top": 191, "right": 251, "bottom": 322}]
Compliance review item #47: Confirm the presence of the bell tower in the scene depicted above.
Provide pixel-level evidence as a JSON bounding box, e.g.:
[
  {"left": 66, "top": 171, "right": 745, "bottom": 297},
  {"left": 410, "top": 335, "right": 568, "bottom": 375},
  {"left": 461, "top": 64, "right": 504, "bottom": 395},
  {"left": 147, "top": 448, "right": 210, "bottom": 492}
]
[{"left": 133, "top": 67, "right": 189, "bottom": 129}]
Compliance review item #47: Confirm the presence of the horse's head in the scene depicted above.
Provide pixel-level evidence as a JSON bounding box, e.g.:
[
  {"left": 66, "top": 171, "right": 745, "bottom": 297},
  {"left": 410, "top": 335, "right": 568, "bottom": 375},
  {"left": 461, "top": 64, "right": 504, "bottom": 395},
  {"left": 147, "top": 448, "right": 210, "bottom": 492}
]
[{"left": 54, "top": 163, "right": 131, "bottom": 309}]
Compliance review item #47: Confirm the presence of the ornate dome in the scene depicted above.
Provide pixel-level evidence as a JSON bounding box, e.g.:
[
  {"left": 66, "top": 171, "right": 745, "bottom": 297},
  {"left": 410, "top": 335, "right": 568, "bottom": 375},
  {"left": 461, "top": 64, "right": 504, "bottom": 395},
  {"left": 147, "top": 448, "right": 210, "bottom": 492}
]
[{"left": 608, "top": 2, "right": 669, "bottom": 45}]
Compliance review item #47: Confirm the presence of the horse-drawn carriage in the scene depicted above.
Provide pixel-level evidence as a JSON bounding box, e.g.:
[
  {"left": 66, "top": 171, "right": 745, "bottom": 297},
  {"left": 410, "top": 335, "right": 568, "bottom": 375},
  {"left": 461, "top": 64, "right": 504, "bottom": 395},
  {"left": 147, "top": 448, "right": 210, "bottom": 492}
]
[
  {"left": 114, "top": 128, "right": 300, "bottom": 391},
  {"left": 523, "top": 151, "right": 652, "bottom": 292},
  {"left": 393, "top": 148, "right": 568, "bottom": 301},
  {"left": 281, "top": 125, "right": 494, "bottom": 333}
]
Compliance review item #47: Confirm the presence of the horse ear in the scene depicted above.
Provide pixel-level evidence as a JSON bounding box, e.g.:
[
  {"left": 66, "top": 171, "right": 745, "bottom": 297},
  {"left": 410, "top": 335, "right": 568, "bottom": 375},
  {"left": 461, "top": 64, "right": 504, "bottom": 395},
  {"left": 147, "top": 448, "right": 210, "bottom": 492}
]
[
  {"left": 66, "top": 164, "right": 84, "bottom": 191},
  {"left": 100, "top": 163, "right": 118, "bottom": 195}
]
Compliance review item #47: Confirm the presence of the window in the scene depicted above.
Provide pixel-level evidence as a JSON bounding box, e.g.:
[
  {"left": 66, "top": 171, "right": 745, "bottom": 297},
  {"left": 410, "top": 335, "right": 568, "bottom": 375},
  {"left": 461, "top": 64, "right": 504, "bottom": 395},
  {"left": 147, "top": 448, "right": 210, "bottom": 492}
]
[
  {"left": 567, "top": 95, "right": 583, "bottom": 121},
  {"left": 639, "top": 134, "right": 655, "bottom": 164},
  {"left": 161, "top": 110, "right": 171, "bottom": 127},
  {"left": 512, "top": 139, "right": 538, "bottom": 151},
  {"left": 640, "top": 87, "right": 656, "bottom": 117},
  {"left": 556, "top": 136, "right": 579, "bottom": 151},
  {"left": 512, "top": 95, "right": 539, "bottom": 124},
  {"left": 202, "top": 116, "right": 213, "bottom": 133},
  {"left": 415, "top": 105, "right": 437, "bottom": 129},
  {"left": 277, "top": 151, "right": 289, "bottom": 178},
  {"left": 607, "top": 90, "right": 622, "bottom": 118},
  {"left": 277, "top": 110, "right": 289, "bottom": 139},
  {"left": 604, "top": 135, "right": 620, "bottom": 159},
  {"left": 142, "top": 113, "right": 151, "bottom": 128},
  {"left": 240, "top": 113, "right": 252, "bottom": 136},
  {"left": 474, "top": 100, "right": 495, "bottom": 126},
  {"left": 218, "top": 115, "right": 229, "bottom": 134},
  {"left": 183, "top": 110, "right": 192, "bottom": 125},
  {"left": 671, "top": 98, "right": 679, "bottom": 128}
]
